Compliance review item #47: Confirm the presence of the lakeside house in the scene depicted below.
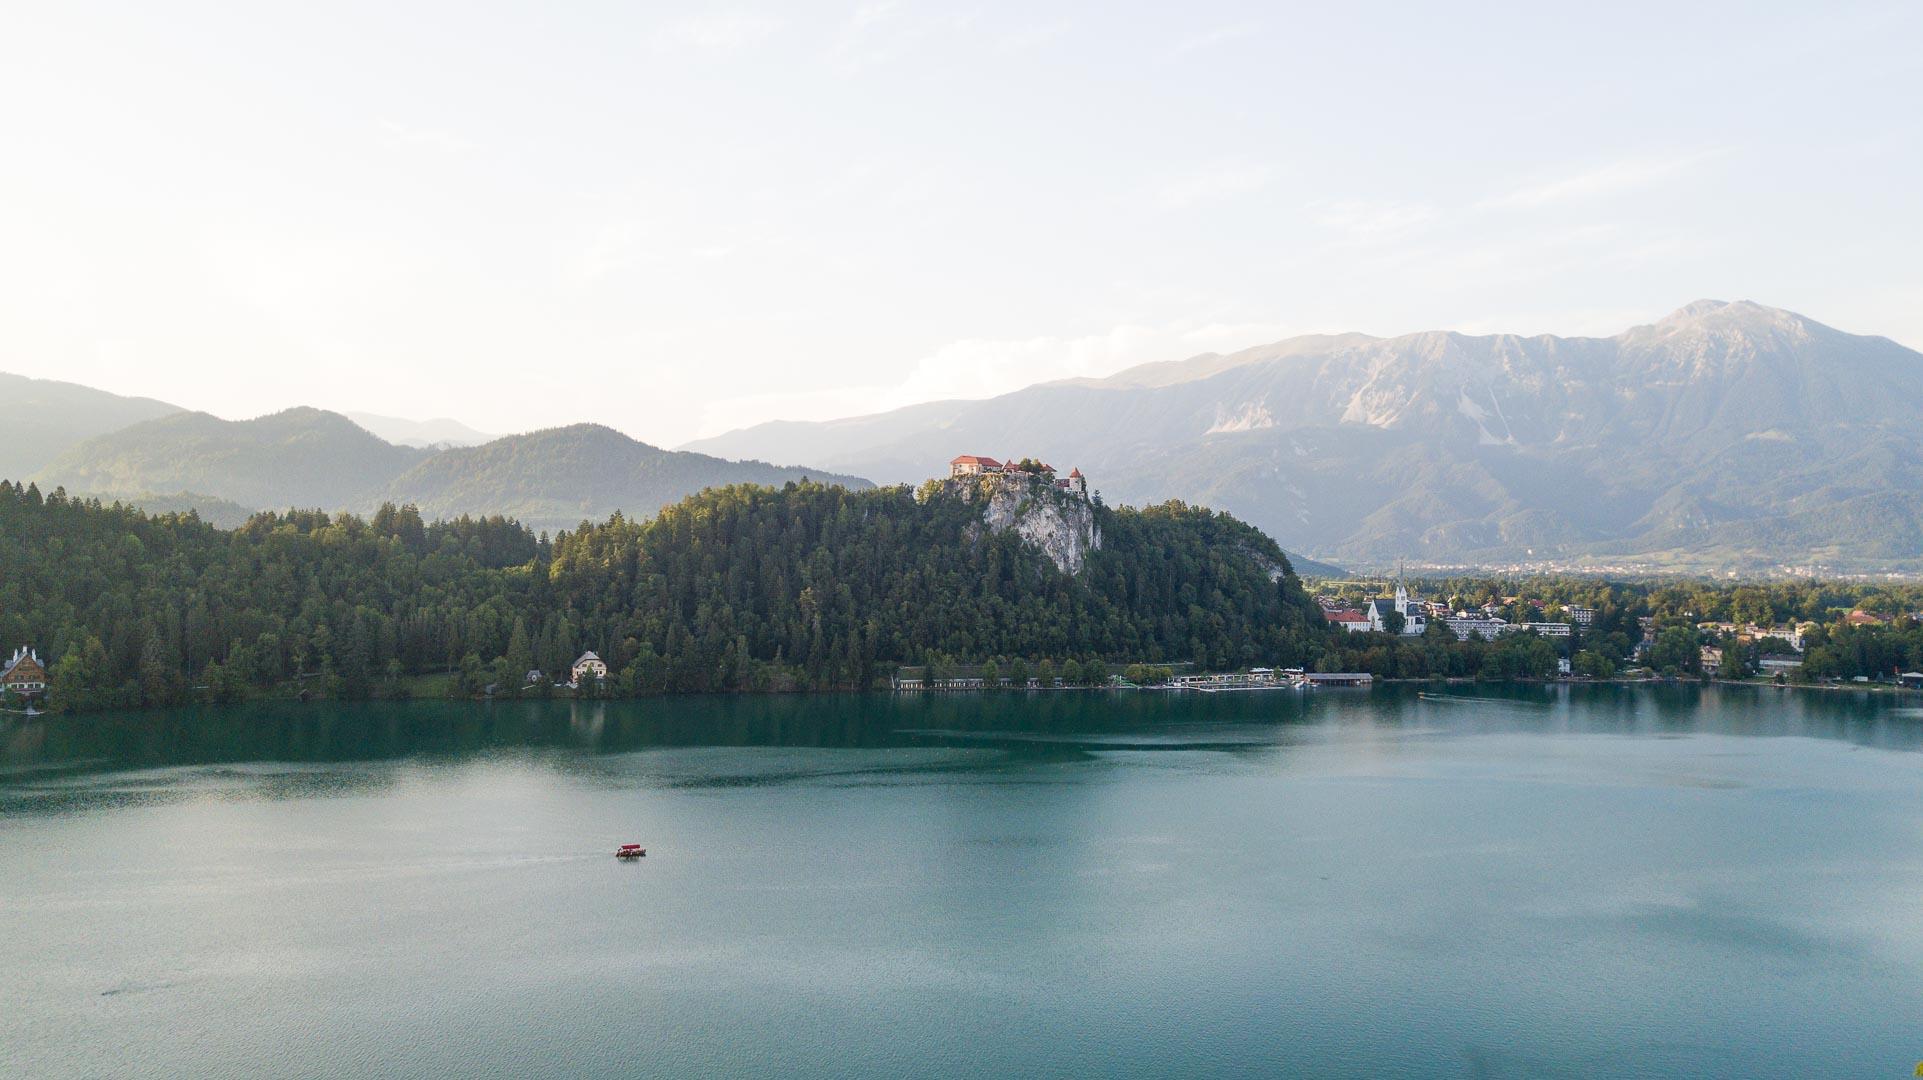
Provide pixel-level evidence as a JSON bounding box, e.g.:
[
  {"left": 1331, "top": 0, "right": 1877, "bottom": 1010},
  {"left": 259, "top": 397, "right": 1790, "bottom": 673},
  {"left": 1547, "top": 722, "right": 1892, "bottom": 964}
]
[
  {"left": 570, "top": 651, "right": 608, "bottom": 684},
  {"left": 2, "top": 646, "right": 47, "bottom": 695}
]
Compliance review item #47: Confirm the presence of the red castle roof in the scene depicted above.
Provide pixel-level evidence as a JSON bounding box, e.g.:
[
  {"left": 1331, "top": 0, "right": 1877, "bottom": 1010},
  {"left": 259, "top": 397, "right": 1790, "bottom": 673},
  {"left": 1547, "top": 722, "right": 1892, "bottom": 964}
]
[{"left": 950, "top": 455, "right": 1002, "bottom": 468}]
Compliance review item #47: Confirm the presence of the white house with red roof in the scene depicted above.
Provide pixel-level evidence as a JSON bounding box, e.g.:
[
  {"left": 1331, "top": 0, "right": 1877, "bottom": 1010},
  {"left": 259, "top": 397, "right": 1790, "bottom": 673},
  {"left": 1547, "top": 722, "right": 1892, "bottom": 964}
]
[
  {"left": 949, "top": 455, "right": 1002, "bottom": 478},
  {"left": 1323, "top": 609, "right": 1371, "bottom": 633}
]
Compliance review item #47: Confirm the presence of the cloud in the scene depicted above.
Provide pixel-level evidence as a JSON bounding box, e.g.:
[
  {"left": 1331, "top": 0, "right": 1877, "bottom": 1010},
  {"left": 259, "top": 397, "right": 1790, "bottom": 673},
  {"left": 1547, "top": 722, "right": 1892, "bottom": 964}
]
[
  {"left": 652, "top": 12, "right": 782, "bottom": 54},
  {"left": 377, "top": 119, "right": 473, "bottom": 152},
  {"left": 1170, "top": 22, "right": 1262, "bottom": 57},
  {"left": 996, "top": 19, "right": 1071, "bottom": 54},
  {"left": 829, "top": 1, "right": 975, "bottom": 74},
  {"left": 1311, "top": 199, "right": 1438, "bottom": 241},
  {"left": 1481, "top": 152, "right": 1717, "bottom": 210},
  {"left": 1148, "top": 161, "right": 1277, "bottom": 210},
  {"left": 693, "top": 319, "right": 1295, "bottom": 438}
]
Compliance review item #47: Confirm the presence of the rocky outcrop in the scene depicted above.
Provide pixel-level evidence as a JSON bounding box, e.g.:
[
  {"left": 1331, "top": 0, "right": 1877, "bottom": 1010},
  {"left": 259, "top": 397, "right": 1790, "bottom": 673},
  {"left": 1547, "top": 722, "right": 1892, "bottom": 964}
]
[{"left": 949, "top": 475, "right": 1100, "bottom": 575}]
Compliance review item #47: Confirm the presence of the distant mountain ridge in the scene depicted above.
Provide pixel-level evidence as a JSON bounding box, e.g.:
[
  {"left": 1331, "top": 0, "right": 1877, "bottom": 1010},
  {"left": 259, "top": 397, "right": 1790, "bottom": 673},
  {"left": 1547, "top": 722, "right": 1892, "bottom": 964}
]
[
  {"left": 0, "top": 372, "right": 182, "bottom": 479},
  {"left": 344, "top": 412, "right": 498, "bottom": 448},
  {"left": 34, "top": 409, "right": 873, "bottom": 532},
  {"left": 379, "top": 423, "right": 873, "bottom": 533},
  {"left": 684, "top": 301, "right": 1923, "bottom": 573}
]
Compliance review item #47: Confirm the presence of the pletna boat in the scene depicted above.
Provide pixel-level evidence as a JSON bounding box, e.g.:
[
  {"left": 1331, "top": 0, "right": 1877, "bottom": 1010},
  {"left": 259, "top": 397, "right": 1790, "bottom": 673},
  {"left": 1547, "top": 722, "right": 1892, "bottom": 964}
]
[{"left": 616, "top": 844, "right": 646, "bottom": 859}]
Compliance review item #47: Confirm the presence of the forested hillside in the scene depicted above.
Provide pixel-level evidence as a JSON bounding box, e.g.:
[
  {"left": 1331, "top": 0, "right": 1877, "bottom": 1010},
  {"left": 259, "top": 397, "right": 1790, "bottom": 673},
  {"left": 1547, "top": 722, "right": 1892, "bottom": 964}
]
[{"left": 0, "top": 479, "right": 1328, "bottom": 709}]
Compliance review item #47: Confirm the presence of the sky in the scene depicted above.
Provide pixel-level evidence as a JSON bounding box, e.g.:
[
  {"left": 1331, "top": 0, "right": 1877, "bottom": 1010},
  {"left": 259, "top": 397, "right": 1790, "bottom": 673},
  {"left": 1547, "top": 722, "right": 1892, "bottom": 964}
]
[{"left": 1, "top": 1, "right": 1919, "bottom": 447}]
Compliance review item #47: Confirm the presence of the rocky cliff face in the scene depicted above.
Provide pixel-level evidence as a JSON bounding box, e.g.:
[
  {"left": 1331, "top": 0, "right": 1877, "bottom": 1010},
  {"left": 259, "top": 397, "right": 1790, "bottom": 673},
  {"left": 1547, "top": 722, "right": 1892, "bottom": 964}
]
[{"left": 951, "top": 476, "right": 1100, "bottom": 575}]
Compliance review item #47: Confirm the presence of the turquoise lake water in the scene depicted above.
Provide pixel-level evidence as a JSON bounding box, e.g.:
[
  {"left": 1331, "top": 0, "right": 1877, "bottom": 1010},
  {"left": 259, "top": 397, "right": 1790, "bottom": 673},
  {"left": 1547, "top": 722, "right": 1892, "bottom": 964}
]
[{"left": 5, "top": 685, "right": 1923, "bottom": 1077}]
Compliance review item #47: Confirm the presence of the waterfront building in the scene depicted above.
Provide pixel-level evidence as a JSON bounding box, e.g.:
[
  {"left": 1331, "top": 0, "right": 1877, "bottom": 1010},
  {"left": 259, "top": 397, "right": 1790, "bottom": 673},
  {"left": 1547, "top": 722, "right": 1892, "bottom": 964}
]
[{"left": 1, "top": 646, "right": 47, "bottom": 695}]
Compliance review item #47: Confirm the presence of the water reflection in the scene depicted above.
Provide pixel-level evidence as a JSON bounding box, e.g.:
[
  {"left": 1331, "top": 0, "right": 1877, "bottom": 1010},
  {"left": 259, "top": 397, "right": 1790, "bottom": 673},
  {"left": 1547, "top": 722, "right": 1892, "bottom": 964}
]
[{"left": 5, "top": 685, "right": 1921, "bottom": 802}]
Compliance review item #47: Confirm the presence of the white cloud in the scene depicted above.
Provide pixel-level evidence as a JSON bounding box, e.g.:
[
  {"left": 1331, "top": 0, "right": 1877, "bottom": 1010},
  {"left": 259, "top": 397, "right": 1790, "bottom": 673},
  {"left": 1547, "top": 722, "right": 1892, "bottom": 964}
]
[
  {"left": 1148, "top": 161, "right": 1276, "bottom": 210},
  {"left": 693, "top": 320, "right": 1295, "bottom": 438},
  {"left": 377, "top": 119, "right": 472, "bottom": 152},
  {"left": 996, "top": 20, "right": 1071, "bottom": 54},
  {"left": 1170, "top": 22, "right": 1262, "bottom": 57},
  {"left": 1481, "top": 152, "right": 1717, "bottom": 210},
  {"left": 1311, "top": 199, "right": 1438, "bottom": 241},
  {"left": 652, "top": 12, "right": 782, "bottom": 54},
  {"left": 829, "top": 1, "right": 975, "bottom": 74}
]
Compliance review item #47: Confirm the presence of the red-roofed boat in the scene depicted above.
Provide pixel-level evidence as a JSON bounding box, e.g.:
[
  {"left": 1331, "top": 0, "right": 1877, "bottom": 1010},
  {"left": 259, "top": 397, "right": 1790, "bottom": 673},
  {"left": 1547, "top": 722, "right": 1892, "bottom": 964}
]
[{"left": 616, "top": 844, "right": 646, "bottom": 859}]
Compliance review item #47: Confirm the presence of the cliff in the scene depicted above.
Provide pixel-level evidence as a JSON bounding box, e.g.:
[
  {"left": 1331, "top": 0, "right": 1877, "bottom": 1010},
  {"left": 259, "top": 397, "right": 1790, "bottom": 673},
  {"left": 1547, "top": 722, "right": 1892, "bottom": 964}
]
[{"left": 941, "top": 474, "right": 1100, "bottom": 574}]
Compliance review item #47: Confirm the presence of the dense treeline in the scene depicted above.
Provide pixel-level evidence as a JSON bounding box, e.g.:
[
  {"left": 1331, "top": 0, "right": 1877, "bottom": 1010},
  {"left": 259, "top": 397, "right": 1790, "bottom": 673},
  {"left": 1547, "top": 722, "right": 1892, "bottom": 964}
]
[{"left": 0, "top": 479, "right": 1328, "bottom": 710}]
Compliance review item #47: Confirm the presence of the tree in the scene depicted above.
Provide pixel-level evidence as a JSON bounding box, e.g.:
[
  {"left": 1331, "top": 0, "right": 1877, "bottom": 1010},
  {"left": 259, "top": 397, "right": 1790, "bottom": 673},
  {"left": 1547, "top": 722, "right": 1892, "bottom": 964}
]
[{"left": 1572, "top": 649, "right": 1616, "bottom": 679}]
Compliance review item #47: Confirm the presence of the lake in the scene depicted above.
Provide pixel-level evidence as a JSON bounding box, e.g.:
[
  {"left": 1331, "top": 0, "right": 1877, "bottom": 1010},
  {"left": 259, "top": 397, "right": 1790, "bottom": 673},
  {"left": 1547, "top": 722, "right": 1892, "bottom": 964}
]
[{"left": 5, "top": 685, "right": 1923, "bottom": 1078}]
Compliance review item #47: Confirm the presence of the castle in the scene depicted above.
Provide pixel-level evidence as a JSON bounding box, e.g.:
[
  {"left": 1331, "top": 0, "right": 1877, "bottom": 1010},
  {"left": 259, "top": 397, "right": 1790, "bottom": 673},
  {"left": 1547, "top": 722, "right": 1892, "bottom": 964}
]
[{"left": 949, "top": 455, "right": 1087, "bottom": 497}]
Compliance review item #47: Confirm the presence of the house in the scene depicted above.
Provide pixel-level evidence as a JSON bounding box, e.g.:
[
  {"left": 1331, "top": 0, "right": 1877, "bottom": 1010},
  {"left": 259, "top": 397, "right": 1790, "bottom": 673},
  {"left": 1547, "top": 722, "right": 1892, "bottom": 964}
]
[
  {"left": 571, "top": 651, "right": 608, "bottom": 683},
  {"left": 949, "top": 455, "right": 1003, "bottom": 478},
  {"left": 1323, "top": 609, "right": 1371, "bottom": 633},
  {"left": 1900, "top": 672, "right": 1923, "bottom": 690},
  {"left": 1, "top": 646, "right": 47, "bottom": 695},
  {"left": 1759, "top": 654, "right": 1804, "bottom": 676},
  {"left": 1844, "top": 610, "right": 1887, "bottom": 627},
  {"left": 1700, "top": 646, "right": 1724, "bottom": 673},
  {"left": 524, "top": 669, "right": 544, "bottom": 687}
]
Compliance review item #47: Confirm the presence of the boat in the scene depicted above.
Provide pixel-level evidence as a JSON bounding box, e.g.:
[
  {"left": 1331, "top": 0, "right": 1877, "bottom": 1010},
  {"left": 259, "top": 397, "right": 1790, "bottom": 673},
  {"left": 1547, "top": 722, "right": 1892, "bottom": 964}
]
[{"left": 615, "top": 844, "right": 646, "bottom": 859}]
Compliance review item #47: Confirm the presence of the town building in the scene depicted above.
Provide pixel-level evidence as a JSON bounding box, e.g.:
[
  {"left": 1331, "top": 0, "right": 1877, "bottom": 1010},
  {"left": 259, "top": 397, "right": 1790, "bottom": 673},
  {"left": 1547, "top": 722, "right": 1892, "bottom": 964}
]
[
  {"left": 1365, "top": 578, "right": 1426, "bottom": 635},
  {"left": 2, "top": 646, "right": 47, "bottom": 695},
  {"left": 1323, "top": 609, "right": 1371, "bottom": 633},
  {"left": 1442, "top": 615, "right": 1509, "bottom": 642},
  {"left": 1519, "top": 622, "right": 1573, "bottom": 638},
  {"left": 571, "top": 651, "right": 608, "bottom": 683},
  {"left": 1564, "top": 605, "right": 1597, "bottom": 628}
]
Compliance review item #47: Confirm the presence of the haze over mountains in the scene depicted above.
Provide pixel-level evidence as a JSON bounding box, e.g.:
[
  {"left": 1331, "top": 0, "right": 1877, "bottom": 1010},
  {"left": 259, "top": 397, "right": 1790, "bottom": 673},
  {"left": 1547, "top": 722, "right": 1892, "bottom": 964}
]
[
  {"left": 12, "top": 300, "right": 1921, "bottom": 573},
  {"left": 688, "top": 301, "right": 1923, "bottom": 574},
  {"left": 21, "top": 404, "right": 870, "bottom": 535}
]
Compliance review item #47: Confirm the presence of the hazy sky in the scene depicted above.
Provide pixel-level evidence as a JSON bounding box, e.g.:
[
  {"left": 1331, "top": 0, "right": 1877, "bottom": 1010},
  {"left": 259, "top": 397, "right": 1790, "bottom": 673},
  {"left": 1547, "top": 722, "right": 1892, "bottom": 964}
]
[{"left": 2, "top": 1, "right": 1919, "bottom": 447}]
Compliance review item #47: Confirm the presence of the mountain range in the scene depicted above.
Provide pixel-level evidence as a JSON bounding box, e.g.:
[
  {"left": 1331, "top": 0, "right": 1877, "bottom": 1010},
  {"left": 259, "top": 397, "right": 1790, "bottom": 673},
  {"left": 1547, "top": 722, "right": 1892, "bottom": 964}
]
[
  {"left": 22, "top": 404, "right": 871, "bottom": 534},
  {"left": 686, "top": 301, "right": 1923, "bottom": 574},
  {"left": 14, "top": 300, "right": 1921, "bottom": 573}
]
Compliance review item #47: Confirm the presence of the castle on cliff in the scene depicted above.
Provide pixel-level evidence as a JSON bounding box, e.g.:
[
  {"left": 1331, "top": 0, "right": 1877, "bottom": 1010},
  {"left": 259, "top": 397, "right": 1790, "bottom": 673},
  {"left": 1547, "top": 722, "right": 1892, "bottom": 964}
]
[{"left": 949, "top": 455, "right": 1087, "bottom": 497}]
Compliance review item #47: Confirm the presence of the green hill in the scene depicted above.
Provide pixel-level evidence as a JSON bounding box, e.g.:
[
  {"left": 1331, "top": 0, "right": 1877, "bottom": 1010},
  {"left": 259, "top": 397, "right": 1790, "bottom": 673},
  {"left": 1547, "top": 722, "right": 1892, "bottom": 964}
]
[
  {"left": 381, "top": 423, "right": 876, "bottom": 534},
  {"left": 35, "top": 406, "right": 428, "bottom": 511},
  {"left": 0, "top": 479, "right": 1329, "bottom": 707}
]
